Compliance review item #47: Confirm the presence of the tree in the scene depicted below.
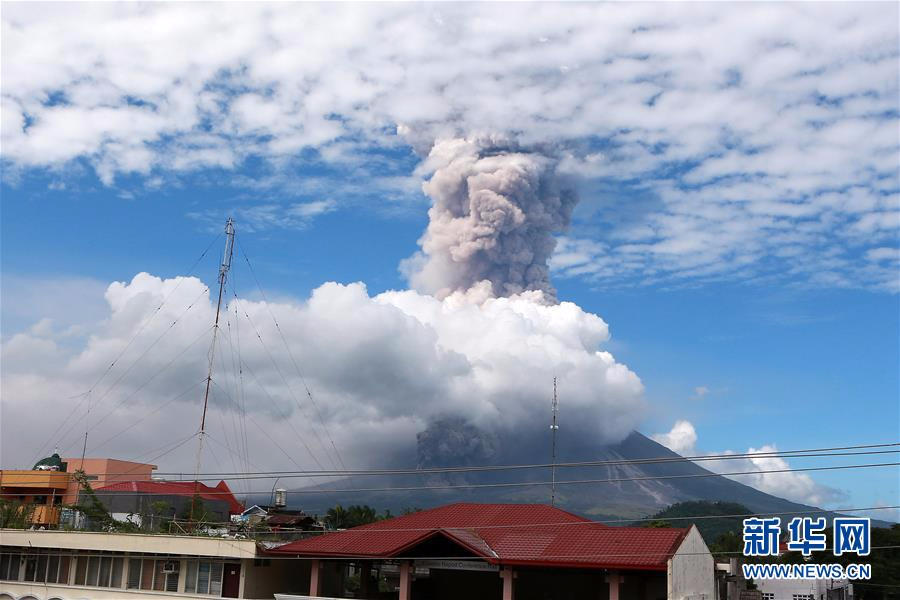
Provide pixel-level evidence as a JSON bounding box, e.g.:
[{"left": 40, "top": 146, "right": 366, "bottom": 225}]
[
  {"left": 641, "top": 501, "right": 751, "bottom": 541},
  {"left": 179, "top": 494, "right": 213, "bottom": 530},
  {"left": 72, "top": 469, "right": 118, "bottom": 531},
  {"left": 0, "top": 499, "right": 33, "bottom": 529},
  {"left": 345, "top": 505, "right": 378, "bottom": 527},
  {"left": 325, "top": 504, "right": 383, "bottom": 529},
  {"left": 147, "top": 500, "right": 173, "bottom": 532},
  {"left": 325, "top": 504, "right": 347, "bottom": 530},
  {"left": 825, "top": 524, "right": 899, "bottom": 600},
  {"left": 643, "top": 519, "right": 672, "bottom": 528},
  {"left": 709, "top": 530, "right": 743, "bottom": 559}
]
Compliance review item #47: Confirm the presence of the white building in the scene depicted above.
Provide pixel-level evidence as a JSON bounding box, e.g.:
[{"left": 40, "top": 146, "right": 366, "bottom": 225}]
[
  {"left": 0, "top": 528, "right": 308, "bottom": 600},
  {"left": 756, "top": 577, "right": 854, "bottom": 600}
]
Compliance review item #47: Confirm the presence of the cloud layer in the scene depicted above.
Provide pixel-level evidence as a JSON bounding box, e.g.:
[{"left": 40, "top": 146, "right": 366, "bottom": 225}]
[
  {"left": 1, "top": 273, "right": 644, "bottom": 479},
  {"left": 652, "top": 420, "right": 845, "bottom": 507},
  {"left": 2, "top": 3, "right": 897, "bottom": 289}
]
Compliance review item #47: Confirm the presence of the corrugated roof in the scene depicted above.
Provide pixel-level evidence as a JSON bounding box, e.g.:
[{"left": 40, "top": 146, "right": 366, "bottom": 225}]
[
  {"left": 94, "top": 480, "right": 244, "bottom": 515},
  {"left": 271, "top": 502, "right": 688, "bottom": 570}
]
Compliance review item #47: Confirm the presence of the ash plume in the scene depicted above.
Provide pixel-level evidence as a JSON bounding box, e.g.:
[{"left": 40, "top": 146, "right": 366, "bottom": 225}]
[
  {"left": 416, "top": 415, "right": 500, "bottom": 469},
  {"left": 405, "top": 138, "right": 578, "bottom": 302}
]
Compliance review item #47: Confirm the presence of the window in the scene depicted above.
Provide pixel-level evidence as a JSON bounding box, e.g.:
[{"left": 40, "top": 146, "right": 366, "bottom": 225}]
[
  {"left": 762, "top": 594, "right": 775, "bottom": 600},
  {"left": 152, "top": 559, "right": 179, "bottom": 592},
  {"left": 73, "top": 553, "right": 123, "bottom": 588},
  {"left": 13, "top": 551, "right": 70, "bottom": 584},
  {"left": 185, "top": 560, "right": 224, "bottom": 595},
  {"left": 127, "top": 558, "right": 179, "bottom": 592},
  {"left": 254, "top": 558, "right": 271, "bottom": 567},
  {"left": 127, "top": 558, "right": 142, "bottom": 589},
  {"left": 0, "top": 552, "right": 20, "bottom": 581}
]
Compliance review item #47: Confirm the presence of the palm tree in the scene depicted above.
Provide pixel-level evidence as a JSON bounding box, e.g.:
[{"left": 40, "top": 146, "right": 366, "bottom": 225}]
[{"left": 325, "top": 504, "right": 347, "bottom": 530}]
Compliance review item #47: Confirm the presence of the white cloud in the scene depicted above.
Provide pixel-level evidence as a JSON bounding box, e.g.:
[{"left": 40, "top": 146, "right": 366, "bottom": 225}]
[
  {"left": 651, "top": 419, "right": 698, "bottom": 456},
  {"left": 0, "top": 275, "right": 109, "bottom": 338},
  {"left": 1, "top": 3, "right": 897, "bottom": 289},
  {"left": 692, "top": 386, "right": 710, "bottom": 401},
  {"left": 186, "top": 199, "right": 337, "bottom": 232},
  {"left": 722, "top": 444, "right": 847, "bottom": 508},
  {"left": 1, "top": 273, "right": 644, "bottom": 478},
  {"left": 652, "top": 420, "right": 845, "bottom": 507}
]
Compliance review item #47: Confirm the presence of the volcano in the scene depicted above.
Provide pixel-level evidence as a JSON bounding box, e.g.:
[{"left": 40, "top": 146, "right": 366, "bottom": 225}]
[{"left": 289, "top": 431, "right": 848, "bottom": 523}]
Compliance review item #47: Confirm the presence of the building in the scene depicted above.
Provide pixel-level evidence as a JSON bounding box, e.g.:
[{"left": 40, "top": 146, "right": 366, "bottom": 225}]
[
  {"left": 1, "top": 454, "right": 159, "bottom": 528},
  {"left": 0, "top": 458, "right": 69, "bottom": 528},
  {"left": 0, "top": 452, "right": 242, "bottom": 530},
  {"left": 0, "top": 527, "right": 306, "bottom": 600},
  {"left": 755, "top": 577, "right": 855, "bottom": 600},
  {"left": 63, "top": 457, "right": 158, "bottom": 497},
  {"left": 1, "top": 502, "right": 716, "bottom": 600},
  {"left": 90, "top": 480, "right": 244, "bottom": 526},
  {"left": 268, "top": 502, "right": 716, "bottom": 600},
  {"left": 238, "top": 505, "right": 321, "bottom": 532}
]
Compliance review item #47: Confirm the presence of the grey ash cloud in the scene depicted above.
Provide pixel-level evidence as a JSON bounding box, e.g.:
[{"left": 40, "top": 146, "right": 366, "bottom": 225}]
[{"left": 404, "top": 138, "right": 578, "bottom": 301}]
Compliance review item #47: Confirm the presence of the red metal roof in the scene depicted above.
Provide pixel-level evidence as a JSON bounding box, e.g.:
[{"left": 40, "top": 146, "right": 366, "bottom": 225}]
[
  {"left": 94, "top": 480, "right": 244, "bottom": 515},
  {"left": 271, "top": 503, "right": 689, "bottom": 571}
]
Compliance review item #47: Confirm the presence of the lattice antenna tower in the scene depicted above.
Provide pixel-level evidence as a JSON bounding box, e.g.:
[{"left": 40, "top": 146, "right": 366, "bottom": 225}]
[{"left": 190, "top": 217, "right": 235, "bottom": 523}]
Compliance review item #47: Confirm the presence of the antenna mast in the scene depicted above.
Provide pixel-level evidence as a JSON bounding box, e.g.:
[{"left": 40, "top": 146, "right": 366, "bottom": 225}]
[
  {"left": 550, "top": 377, "right": 559, "bottom": 507},
  {"left": 190, "top": 217, "right": 235, "bottom": 524}
]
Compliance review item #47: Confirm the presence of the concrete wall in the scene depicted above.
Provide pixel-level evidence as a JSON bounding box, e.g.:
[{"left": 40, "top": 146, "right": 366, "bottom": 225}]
[
  {"left": 0, "top": 557, "right": 284, "bottom": 599},
  {"left": 61, "top": 458, "right": 157, "bottom": 504},
  {"left": 62, "top": 458, "right": 157, "bottom": 486},
  {"left": 668, "top": 526, "right": 715, "bottom": 600},
  {"left": 242, "top": 559, "right": 309, "bottom": 599},
  {"left": 1, "top": 580, "right": 225, "bottom": 600},
  {"left": 1, "top": 529, "right": 257, "bottom": 559}
]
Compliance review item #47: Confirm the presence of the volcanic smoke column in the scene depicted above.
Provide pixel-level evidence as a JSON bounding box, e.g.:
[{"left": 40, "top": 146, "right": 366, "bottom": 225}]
[{"left": 406, "top": 138, "right": 578, "bottom": 302}]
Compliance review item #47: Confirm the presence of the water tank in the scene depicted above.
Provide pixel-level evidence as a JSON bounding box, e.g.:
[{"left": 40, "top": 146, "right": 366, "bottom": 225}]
[{"left": 274, "top": 488, "right": 287, "bottom": 508}]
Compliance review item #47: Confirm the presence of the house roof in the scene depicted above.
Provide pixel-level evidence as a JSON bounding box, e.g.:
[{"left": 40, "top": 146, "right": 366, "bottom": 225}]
[
  {"left": 94, "top": 480, "right": 244, "bottom": 515},
  {"left": 270, "top": 503, "right": 689, "bottom": 571},
  {"left": 266, "top": 513, "right": 316, "bottom": 527},
  {"left": 33, "top": 453, "right": 66, "bottom": 471}
]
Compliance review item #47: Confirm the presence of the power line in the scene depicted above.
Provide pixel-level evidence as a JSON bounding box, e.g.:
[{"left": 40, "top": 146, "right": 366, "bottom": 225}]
[
  {"left": 56, "top": 290, "right": 212, "bottom": 454},
  {"left": 228, "top": 287, "right": 334, "bottom": 471},
  {"left": 270, "top": 461, "right": 899, "bottom": 495},
  {"left": 2, "top": 546, "right": 898, "bottom": 562},
  {"left": 18, "top": 505, "right": 898, "bottom": 531},
  {"left": 238, "top": 240, "right": 349, "bottom": 475},
  {"left": 75, "top": 322, "right": 214, "bottom": 448},
  {"left": 7, "top": 443, "right": 898, "bottom": 480},
  {"left": 142, "top": 442, "right": 900, "bottom": 479},
  {"left": 13, "top": 460, "right": 895, "bottom": 494},
  {"left": 33, "top": 233, "right": 223, "bottom": 462},
  {"left": 210, "top": 350, "right": 329, "bottom": 477},
  {"left": 88, "top": 378, "right": 208, "bottom": 454}
]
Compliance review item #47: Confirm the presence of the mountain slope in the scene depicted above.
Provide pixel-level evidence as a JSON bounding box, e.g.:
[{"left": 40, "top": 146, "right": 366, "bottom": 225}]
[{"left": 287, "top": 432, "right": 855, "bottom": 524}]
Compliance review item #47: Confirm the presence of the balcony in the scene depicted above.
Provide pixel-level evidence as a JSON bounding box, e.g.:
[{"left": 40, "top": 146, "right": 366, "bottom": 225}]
[
  {"left": 0, "top": 470, "right": 71, "bottom": 490},
  {"left": 29, "top": 504, "right": 61, "bottom": 526}
]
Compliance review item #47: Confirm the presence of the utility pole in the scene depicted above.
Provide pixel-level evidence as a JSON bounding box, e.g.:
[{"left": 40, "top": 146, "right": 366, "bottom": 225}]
[
  {"left": 190, "top": 217, "right": 235, "bottom": 525},
  {"left": 550, "top": 377, "right": 559, "bottom": 507}
]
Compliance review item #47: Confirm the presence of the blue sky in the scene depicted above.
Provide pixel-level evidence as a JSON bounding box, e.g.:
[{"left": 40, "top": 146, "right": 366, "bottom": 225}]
[{"left": 1, "top": 3, "right": 898, "bottom": 517}]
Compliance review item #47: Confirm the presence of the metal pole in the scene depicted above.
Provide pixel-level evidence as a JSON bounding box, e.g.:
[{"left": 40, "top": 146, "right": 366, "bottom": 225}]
[
  {"left": 190, "top": 217, "right": 235, "bottom": 525},
  {"left": 270, "top": 477, "right": 281, "bottom": 507},
  {"left": 550, "top": 377, "right": 559, "bottom": 507}
]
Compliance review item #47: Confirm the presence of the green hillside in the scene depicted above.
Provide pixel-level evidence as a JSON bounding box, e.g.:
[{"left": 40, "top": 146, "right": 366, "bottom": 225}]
[{"left": 640, "top": 500, "right": 751, "bottom": 541}]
